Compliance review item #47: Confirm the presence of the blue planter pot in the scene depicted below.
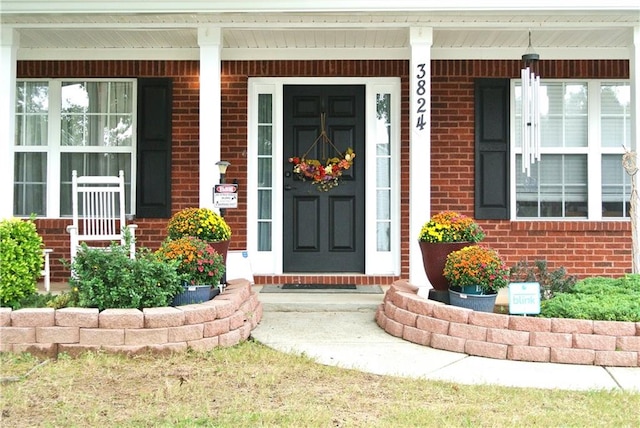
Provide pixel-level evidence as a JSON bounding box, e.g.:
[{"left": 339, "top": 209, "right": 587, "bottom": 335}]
[
  {"left": 448, "top": 289, "right": 497, "bottom": 313},
  {"left": 461, "top": 285, "right": 484, "bottom": 295},
  {"left": 171, "top": 285, "right": 212, "bottom": 306}
]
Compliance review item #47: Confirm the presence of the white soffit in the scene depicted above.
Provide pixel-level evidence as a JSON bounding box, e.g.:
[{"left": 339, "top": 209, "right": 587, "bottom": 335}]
[{"left": 3, "top": 11, "right": 638, "bottom": 60}]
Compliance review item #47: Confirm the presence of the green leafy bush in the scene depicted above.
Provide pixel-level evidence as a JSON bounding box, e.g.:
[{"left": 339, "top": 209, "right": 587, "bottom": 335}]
[
  {"left": 540, "top": 275, "right": 640, "bottom": 321},
  {"left": 0, "top": 218, "right": 44, "bottom": 308},
  {"left": 69, "top": 242, "right": 183, "bottom": 311},
  {"left": 510, "top": 259, "right": 577, "bottom": 300}
]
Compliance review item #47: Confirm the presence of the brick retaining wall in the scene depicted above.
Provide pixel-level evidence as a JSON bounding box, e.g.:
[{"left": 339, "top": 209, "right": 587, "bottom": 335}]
[
  {"left": 0, "top": 279, "right": 261, "bottom": 358},
  {"left": 376, "top": 280, "right": 640, "bottom": 367}
]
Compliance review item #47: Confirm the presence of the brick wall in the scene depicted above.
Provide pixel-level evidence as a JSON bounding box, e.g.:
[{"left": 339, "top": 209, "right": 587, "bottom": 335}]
[
  {"left": 0, "top": 280, "right": 260, "bottom": 358},
  {"left": 17, "top": 59, "right": 631, "bottom": 283},
  {"left": 378, "top": 281, "right": 640, "bottom": 366}
]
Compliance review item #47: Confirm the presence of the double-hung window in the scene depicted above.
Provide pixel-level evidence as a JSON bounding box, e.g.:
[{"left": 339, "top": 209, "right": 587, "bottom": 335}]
[
  {"left": 14, "top": 79, "right": 136, "bottom": 217},
  {"left": 514, "top": 80, "right": 630, "bottom": 219}
]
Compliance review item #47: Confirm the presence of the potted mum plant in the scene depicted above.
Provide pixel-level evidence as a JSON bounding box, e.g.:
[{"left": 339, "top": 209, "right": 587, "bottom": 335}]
[
  {"left": 443, "top": 245, "right": 509, "bottom": 312},
  {"left": 156, "top": 236, "right": 226, "bottom": 305},
  {"left": 166, "top": 207, "right": 232, "bottom": 269},
  {"left": 418, "top": 211, "right": 485, "bottom": 293}
]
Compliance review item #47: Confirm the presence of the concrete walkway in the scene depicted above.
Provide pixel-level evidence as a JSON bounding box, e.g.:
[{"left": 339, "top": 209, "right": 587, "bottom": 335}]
[{"left": 251, "top": 286, "right": 640, "bottom": 392}]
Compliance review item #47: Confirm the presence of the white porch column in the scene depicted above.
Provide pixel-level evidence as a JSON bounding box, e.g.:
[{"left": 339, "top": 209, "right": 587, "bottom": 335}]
[
  {"left": 0, "top": 28, "right": 18, "bottom": 219},
  {"left": 409, "top": 27, "right": 433, "bottom": 290},
  {"left": 198, "top": 26, "right": 222, "bottom": 210},
  {"left": 631, "top": 26, "right": 640, "bottom": 273}
]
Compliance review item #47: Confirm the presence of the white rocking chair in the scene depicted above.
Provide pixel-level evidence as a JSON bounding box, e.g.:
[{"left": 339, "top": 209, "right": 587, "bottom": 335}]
[{"left": 66, "top": 170, "right": 137, "bottom": 263}]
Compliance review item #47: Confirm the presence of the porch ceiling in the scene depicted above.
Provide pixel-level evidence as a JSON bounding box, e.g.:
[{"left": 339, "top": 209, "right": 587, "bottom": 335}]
[{"left": 3, "top": 12, "right": 639, "bottom": 60}]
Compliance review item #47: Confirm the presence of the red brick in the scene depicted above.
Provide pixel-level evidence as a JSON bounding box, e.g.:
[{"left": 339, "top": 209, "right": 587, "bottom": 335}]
[
  {"left": 507, "top": 345, "right": 550, "bottom": 362},
  {"left": 551, "top": 318, "right": 593, "bottom": 334},
  {"left": 0, "top": 308, "right": 11, "bottom": 327},
  {"left": 384, "top": 317, "right": 404, "bottom": 338},
  {"left": 384, "top": 301, "right": 398, "bottom": 318},
  {"left": 432, "top": 304, "right": 471, "bottom": 324},
  {"left": 402, "top": 325, "right": 431, "bottom": 346},
  {"left": 215, "top": 292, "right": 244, "bottom": 311},
  {"left": 239, "top": 321, "right": 252, "bottom": 341},
  {"left": 0, "top": 327, "right": 36, "bottom": 344},
  {"left": 388, "top": 290, "right": 413, "bottom": 310},
  {"left": 530, "top": 331, "right": 572, "bottom": 348},
  {"left": 416, "top": 315, "right": 449, "bottom": 334},
  {"left": 218, "top": 329, "right": 241, "bottom": 347},
  {"left": 79, "top": 328, "right": 125, "bottom": 346},
  {"left": 594, "top": 351, "right": 638, "bottom": 367},
  {"left": 228, "top": 311, "right": 245, "bottom": 330},
  {"left": 36, "top": 326, "right": 79, "bottom": 344},
  {"left": 203, "top": 299, "right": 236, "bottom": 319},
  {"left": 465, "top": 340, "right": 508, "bottom": 359},
  {"left": 508, "top": 316, "right": 551, "bottom": 332},
  {"left": 449, "top": 323, "right": 487, "bottom": 341},
  {"left": 550, "top": 348, "right": 596, "bottom": 365},
  {"left": 375, "top": 307, "right": 387, "bottom": 329},
  {"left": 204, "top": 318, "right": 230, "bottom": 337},
  {"left": 56, "top": 308, "right": 99, "bottom": 328},
  {"left": 168, "top": 324, "right": 204, "bottom": 343},
  {"left": 392, "top": 307, "right": 418, "bottom": 327},
  {"left": 11, "top": 308, "right": 55, "bottom": 327},
  {"left": 12, "top": 343, "right": 58, "bottom": 359},
  {"left": 99, "top": 309, "right": 143, "bottom": 329},
  {"left": 58, "top": 343, "right": 100, "bottom": 357},
  {"left": 468, "top": 311, "right": 508, "bottom": 329},
  {"left": 573, "top": 334, "right": 616, "bottom": 351},
  {"left": 430, "top": 333, "right": 466, "bottom": 353},
  {"left": 148, "top": 342, "right": 189, "bottom": 354},
  {"left": 593, "top": 320, "right": 637, "bottom": 336},
  {"left": 125, "top": 328, "right": 168, "bottom": 346},
  {"left": 143, "top": 307, "right": 185, "bottom": 328},
  {"left": 188, "top": 336, "right": 219, "bottom": 351},
  {"left": 487, "top": 328, "right": 530, "bottom": 346},
  {"left": 406, "top": 295, "right": 438, "bottom": 317},
  {"left": 391, "top": 279, "right": 419, "bottom": 293},
  {"left": 102, "top": 344, "right": 149, "bottom": 356},
  {"left": 617, "top": 336, "right": 640, "bottom": 352},
  {"left": 178, "top": 304, "right": 217, "bottom": 324}
]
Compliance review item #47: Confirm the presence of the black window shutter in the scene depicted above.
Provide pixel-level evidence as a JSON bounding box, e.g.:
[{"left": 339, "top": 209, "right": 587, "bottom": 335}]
[
  {"left": 474, "top": 78, "right": 510, "bottom": 220},
  {"left": 136, "top": 78, "right": 172, "bottom": 218}
]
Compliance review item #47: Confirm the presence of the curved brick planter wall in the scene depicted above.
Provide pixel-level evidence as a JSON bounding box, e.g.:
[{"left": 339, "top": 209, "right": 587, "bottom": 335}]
[
  {"left": 376, "top": 280, "right": 640, "bottom": 367},
  {"left": 0, "top": 279, "right": 261, "bottom": 358}
]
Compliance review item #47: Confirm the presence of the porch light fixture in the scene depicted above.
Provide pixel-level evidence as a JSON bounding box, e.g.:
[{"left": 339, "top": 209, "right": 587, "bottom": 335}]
[
  {"left": 521, "top": 31, "right": 541, "bottom": 176},
  {"left": 216, "top": 160, "right": 231, "bottom": 180}
]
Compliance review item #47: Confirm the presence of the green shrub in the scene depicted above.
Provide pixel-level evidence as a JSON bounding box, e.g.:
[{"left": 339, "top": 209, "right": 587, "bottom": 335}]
[
  {"left": 68, "top": 241, "right": 183, "bottom": 311},
  {"left": 540, "top": 275, "right": 640, "bottom": 321},
  {"left": 0, "top": 217, "right": 44, "bottom": 308},
  {"left": 510, "top": 259, "right": 577, "bottom": 300}
]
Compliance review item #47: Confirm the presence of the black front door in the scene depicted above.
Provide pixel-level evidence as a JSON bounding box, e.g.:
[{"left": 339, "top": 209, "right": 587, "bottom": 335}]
[{"left": 283, "top": 85, "right": 365, "bottom": 273}]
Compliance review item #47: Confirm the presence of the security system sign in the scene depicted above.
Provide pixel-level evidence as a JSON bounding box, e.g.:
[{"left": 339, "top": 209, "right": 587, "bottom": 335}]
[
  {"left": 213, "top": 184, "right": 238, "bottom": 209},
  {"left": 508, "top": 282, "right": 541, "bottom": 315}
]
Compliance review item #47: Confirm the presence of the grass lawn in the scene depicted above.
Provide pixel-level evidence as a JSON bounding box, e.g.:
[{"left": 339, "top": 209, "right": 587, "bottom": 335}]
[{"left": 1, "top": 341, "right": 639, "bottom": 427}]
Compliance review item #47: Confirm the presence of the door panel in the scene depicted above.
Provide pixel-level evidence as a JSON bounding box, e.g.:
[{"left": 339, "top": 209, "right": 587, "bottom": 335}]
[{"left": 283, "top": 85, "right": 365, "bottom": 273}]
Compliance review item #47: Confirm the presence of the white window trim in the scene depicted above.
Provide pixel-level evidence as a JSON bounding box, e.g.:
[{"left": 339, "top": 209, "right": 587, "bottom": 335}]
[
  {"left": 13, "top": 78, "right": 137, "bottom": 218},
  {"left": 510, "top": 78, "right": 630, "bottom": 221},
  {"left": 247, "top": 77, "right": 401, "bottom": 275}
]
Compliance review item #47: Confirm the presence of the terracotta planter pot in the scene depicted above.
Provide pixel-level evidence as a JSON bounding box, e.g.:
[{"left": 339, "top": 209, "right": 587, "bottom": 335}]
[
  {"left": 209, "top": 239, "right": 230, "bottom": 265},
  {"left": 209, "top": 239, "right": 230, "bottom": 284},
  {"left": 418, "top": 241, "right": 473, "bottom": 291}
]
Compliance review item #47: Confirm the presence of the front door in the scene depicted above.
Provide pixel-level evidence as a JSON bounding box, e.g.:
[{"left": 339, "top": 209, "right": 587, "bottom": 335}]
[{"left": 283, "top": 85, "right": 365, "bottom": 272}]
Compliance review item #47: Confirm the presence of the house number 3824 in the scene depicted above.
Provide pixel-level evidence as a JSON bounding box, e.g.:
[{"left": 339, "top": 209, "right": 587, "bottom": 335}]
[{"left": 415, "top": 63, "right": 427, "bottom": 131}]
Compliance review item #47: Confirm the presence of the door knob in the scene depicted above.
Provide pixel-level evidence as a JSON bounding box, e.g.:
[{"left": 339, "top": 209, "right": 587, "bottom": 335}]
[{"left": 284, "top": 184, "right": 296, "bottom": 191}]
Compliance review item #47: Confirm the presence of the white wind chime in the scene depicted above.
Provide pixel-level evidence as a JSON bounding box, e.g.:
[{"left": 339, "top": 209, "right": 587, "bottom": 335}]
[{"left": 521, "top": 31, "right": 542, "bottom": 177}]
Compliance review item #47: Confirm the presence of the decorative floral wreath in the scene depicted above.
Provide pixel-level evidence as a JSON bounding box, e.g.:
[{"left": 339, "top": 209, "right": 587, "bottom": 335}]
[
  {"left": 289, "top": 148, "right": 355, "bottom": 192},
  {"left": 288, "top": 113, "right": 356, "bottom": 192}
]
